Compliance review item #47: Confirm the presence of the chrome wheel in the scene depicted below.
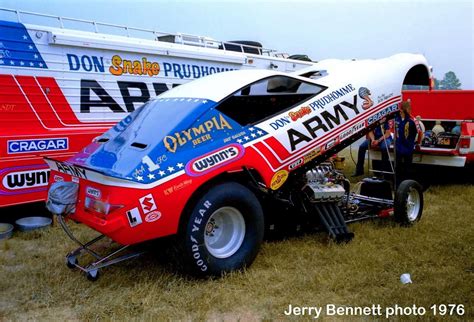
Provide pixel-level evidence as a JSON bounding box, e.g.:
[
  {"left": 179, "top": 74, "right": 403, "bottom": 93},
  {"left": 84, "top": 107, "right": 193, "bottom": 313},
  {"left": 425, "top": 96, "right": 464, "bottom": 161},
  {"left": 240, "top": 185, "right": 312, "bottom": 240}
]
[
  {"left": 204, "top": 206, "right": 246, "bottom": 258},
  {"left": 406, "top": 187, "right": 420, "bottom": 222}
]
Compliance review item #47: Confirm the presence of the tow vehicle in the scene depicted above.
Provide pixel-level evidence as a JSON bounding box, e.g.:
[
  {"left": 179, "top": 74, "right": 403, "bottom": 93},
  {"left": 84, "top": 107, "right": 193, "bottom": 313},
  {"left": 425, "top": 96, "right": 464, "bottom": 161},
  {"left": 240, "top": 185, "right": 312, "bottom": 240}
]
[
  {"left": 0, "top": 7, "right": 312, "bottom": 208},
  {"left": 371, "top": 90, "right": 474, "bottom": 168},
  {"left": 45, "top": 54, "right": 431, "bottom": 280}
]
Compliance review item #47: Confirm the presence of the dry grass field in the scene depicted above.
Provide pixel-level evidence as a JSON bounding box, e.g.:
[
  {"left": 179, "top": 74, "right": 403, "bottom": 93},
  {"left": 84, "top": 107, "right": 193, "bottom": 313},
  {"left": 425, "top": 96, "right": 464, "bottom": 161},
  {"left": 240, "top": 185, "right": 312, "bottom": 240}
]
[{"left": 0, "top": 148, "right": 473, "bottom": 321}]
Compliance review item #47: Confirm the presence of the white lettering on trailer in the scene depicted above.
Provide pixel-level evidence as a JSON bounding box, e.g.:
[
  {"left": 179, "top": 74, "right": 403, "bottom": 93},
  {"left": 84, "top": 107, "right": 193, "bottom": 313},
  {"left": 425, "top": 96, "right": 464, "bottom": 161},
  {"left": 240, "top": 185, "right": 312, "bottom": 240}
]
[{"left": 7, "top": 138, "right": 68, "bottom": 154}]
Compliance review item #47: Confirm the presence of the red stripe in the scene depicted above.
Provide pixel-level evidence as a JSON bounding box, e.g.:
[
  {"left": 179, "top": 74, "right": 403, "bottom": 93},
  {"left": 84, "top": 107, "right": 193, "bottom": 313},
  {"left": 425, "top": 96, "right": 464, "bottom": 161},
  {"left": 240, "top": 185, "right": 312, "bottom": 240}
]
[
  {"left": 16, "top": 75, "right": 61, "bottom": 128},
  {"left": 263, "top": 136, "right": 291, "bottom": 159},
  {"left": 253, "top": 142, "right": 282, "bottom": 169},
  {"left": 36, "top": 77, "right": 115, "bottom": 127}
]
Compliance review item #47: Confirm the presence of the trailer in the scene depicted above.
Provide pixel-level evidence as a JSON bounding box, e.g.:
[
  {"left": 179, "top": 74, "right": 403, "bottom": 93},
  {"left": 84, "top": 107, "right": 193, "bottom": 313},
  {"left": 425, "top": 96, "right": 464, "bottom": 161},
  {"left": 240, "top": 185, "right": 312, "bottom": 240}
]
[
  {"left": 0, "top": 7, "right": 313, "bottom": 208},
  {"left": 370, "top": 90, "right": 474, "bottom": 168}
]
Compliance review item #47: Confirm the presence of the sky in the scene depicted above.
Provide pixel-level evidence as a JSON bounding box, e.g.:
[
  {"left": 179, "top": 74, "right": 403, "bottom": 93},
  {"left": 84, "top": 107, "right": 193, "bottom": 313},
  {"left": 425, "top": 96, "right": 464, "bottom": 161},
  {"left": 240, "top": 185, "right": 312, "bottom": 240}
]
[{"left": 1, "top": 0, "right": 473, "bottom": 88}]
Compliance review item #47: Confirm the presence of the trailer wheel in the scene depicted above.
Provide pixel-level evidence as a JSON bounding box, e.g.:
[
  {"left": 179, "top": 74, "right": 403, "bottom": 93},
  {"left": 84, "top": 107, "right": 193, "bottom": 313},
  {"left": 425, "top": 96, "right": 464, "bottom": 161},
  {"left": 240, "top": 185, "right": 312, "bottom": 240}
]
[
  {"left": 394, "top": 180, "right": 423, "bottom": 225},
  {"left": 182, "top": 182, "right": 264, "bottom": 276}
]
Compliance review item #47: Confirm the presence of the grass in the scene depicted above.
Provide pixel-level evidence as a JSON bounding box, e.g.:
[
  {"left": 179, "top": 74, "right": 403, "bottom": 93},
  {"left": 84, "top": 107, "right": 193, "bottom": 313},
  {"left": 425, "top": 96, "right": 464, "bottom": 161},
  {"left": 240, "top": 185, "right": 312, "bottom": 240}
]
[{"left": 0, "top": 148, "right": 473, "bottom": 321}]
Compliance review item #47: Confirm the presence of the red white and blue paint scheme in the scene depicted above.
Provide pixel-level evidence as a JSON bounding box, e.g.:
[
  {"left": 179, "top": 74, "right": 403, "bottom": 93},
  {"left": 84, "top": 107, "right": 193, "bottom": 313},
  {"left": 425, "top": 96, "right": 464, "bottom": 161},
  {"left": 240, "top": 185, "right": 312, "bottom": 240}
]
[
  {"left": 0, "top": 9, "right": 313, "bottom": 208},
  {"left": 45, "top": 54, "right": 430, "bottom": 278}
]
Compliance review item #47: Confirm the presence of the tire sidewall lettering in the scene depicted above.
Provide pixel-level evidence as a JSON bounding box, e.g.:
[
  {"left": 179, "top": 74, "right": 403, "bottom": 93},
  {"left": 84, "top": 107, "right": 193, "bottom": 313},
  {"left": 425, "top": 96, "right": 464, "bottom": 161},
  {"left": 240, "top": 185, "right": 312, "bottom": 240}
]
[{"left": 189, "top": 199, "right": 212, "bottom": 271}]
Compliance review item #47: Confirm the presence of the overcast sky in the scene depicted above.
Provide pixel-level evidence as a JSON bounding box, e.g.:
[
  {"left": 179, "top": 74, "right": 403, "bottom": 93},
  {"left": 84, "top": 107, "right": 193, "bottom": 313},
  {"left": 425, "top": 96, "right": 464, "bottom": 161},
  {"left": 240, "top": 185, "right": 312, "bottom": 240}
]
[{"left": 1, "top": 0, "right": 473, "bottom": 88}]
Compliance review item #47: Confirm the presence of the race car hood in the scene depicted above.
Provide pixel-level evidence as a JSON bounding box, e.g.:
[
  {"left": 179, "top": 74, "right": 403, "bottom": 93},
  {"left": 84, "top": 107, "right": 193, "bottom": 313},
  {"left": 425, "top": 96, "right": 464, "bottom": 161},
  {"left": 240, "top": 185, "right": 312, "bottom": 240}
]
[{"left": 68, "top": 97, "right": 242, "bottom": 183}]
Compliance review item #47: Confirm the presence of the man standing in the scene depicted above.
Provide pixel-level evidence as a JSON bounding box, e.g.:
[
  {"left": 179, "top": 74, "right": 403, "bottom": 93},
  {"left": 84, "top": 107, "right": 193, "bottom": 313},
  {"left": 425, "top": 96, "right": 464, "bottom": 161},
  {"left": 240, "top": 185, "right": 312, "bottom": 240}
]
[
  {"left": 353, "top": 120, "right": 392, "bottom": 176},
  {"left": 395, "top": 101, "right": 419, "bottom": 185}
]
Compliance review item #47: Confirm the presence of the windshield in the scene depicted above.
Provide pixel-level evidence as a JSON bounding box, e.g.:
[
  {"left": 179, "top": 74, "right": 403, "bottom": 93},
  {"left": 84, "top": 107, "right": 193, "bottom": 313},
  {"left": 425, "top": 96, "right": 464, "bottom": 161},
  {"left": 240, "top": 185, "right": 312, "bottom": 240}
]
[{"left": 101, "top": 97, "right": 213, "bottom": 147}]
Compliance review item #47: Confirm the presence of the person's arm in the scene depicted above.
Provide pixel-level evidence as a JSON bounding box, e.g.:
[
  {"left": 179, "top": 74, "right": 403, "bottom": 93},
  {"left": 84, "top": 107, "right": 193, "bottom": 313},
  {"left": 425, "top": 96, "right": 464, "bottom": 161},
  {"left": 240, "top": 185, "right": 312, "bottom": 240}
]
[
  {"left": 374, "top": 125, "right": 391, "bottom": 145},
  {"left": 368, "top": 131, "right": 377, "bottom": 147}
]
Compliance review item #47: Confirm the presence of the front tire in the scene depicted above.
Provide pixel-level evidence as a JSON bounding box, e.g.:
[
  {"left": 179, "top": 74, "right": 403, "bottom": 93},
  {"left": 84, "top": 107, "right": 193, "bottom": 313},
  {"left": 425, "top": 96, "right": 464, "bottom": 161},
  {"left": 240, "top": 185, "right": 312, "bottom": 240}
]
[
  {"left": 394, "top": 180, "right": 423, "bottom": 225},
  {"left": 182, "top": 182, "right": 264, "bottom": 276}
]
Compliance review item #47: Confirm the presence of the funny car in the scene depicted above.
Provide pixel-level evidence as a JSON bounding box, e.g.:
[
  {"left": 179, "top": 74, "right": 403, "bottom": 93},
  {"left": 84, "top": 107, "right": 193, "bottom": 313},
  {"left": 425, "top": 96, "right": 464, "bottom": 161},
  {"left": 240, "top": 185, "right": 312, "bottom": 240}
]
[{"left": 46, "top": 54, "right": 431, "bottom": 279}]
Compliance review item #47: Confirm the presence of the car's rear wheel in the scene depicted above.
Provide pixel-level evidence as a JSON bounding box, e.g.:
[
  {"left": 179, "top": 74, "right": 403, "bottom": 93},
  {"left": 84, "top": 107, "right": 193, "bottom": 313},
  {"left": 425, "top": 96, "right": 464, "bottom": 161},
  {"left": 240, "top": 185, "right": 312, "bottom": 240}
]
[{"left": 182, "top": 182, "right": 264, "bottom": 276}]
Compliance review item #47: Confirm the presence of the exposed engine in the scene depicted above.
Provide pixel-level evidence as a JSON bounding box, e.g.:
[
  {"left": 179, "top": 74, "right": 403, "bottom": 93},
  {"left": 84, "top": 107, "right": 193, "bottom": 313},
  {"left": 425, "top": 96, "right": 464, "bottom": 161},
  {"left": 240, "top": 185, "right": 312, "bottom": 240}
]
[
  {"left": 302, "top": 163, "right": 348, "bottom": 203},
  {"left": 299, "top": 163, "right": 354, "bottom": 242}
]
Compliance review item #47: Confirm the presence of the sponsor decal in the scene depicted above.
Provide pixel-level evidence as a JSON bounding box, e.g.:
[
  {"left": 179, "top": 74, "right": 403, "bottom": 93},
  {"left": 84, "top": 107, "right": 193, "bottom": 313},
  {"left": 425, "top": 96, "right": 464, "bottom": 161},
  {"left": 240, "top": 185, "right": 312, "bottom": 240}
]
[
  {"left": 339, "top": 121, "right": 365, "bottom": 141},
  {"left": 164, "top": 113, "right": 232, "bottom": 153},
  {"left": 270, "top": 170, "right": 289, "bottom": 190},
  {"left": 139, "top": 193, "right": 157, "bottom": 214},
  {"left": 288, "top": 158, "right": 303, "bottom": 171},
  {"left": 289, "top": 106, "right": 311, "bottom": 121},
  {"left": 145, "top": 211, "right": 162, "bottom": 223},
  {"left": 303, "top": 148, "right": 321, "bottom": 164},
  {"left": 325, "top": 137, "right": 339, "bottom": 150},
  {"left": 308, "top": 84, "right": 355, "bottom": 111},
  {"left": 287, "top": 95, "right": 360, "bottom": 151},
  {"left": 109, "top": 55, "right": 160, "bottom": 77},
  {"left": 8, "top": 138, "right": 68, "bottom": 154},
  {"left": 2, "top": 168, "right": 50, "bottom": 191},
  {"left": 186, "top": 144, "right": 244, "bottom": 176},
  {"left": 86, "top": 186, "right": 101, "bottom": 199},
  {"left": 358, "top": 87, "right": 373, "bottom": 110},
  {"left": 53, "top": 175, "right": 64, "bottom": 182},
  {"left": 55, "top": 162, "right": 87, "bottom": 179},
  {"left": 126, "top": 207, "right": 142, "bottom": 227},
  {"left": 163, "top": 179, "right": 193, "bottom": 196},
  {"left": 367, "top": 104, "right": 398, "bottom": 125}
]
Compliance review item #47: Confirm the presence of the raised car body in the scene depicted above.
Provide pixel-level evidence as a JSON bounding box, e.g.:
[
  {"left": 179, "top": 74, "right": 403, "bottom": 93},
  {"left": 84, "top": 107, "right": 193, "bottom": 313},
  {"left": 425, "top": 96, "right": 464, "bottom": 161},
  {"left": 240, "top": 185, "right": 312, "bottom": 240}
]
[
  {"left": 46, "top": 54, "right": 430, "bottom": 245},
  {"left": 46, "top": 54, "right": 430, "bottom": 278}
]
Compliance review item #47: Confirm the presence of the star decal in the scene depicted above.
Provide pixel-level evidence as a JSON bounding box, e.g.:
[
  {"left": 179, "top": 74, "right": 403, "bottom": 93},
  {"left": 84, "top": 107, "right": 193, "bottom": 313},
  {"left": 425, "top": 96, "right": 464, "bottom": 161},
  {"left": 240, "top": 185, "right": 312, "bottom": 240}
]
[
  {"left": 28, "top": 45, "right": 33, "bottom": 50},
  {"left": 22, "top": 35, "right": 28, "bottom": 40},
  {"left": 249, "top": 127, "right": 255, "bottom": 132},
  {"left": 34, "top": 54, "right": 38, "bottom": 59},
  {"left": 29, "top": 62, "right": 34, "bottom": 66},
  {"left": 257, "top": 130, "right": 264, "bottom": 135},
  {"left": 237, "top": 139, "right": 243, "bottom": 144},
  {"left": 159, "top": 170, "right": 166, "bottom": 176},
  {"left": 136, "top": 176, "right": 144, "bottom": 181},
  {"left": 147, "top": 174, "right": 155, "bottom": 179},
  {"left": 167, "top": 166, "right": 175, "bottom": 173},
  {"left": 176, "top": 163, "right": 184, "bottom": 169},
  {"left": 10, "top": 60, "right": 14, "bottom": 65},
  {"left": 39, "top": 63, "right": 43, "bottom": 67},
  {"left": 202, "top": 100, "right": 208, "bottom": 104},
  {"left": 244, "top": 136, "right": 250, "bottom": 141},
  {"left": 20, "top": 61, "right": 24, "bottom": 66},
  {"left": 251, "top": 133, "right": 256, "bottom": 138},
  {"left": 0, "top": 60, "right": 3, "bottom": 64}
]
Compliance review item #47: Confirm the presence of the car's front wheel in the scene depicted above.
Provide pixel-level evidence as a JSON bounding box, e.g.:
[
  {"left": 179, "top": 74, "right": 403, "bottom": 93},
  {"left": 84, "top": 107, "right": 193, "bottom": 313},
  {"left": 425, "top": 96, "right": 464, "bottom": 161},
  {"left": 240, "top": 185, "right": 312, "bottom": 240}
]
[
  {"left": 182, "top": 182, "right": 264, "bottom": 276},
  {"left": 394, "top": 179, "right": 424, "bottom": 225}
]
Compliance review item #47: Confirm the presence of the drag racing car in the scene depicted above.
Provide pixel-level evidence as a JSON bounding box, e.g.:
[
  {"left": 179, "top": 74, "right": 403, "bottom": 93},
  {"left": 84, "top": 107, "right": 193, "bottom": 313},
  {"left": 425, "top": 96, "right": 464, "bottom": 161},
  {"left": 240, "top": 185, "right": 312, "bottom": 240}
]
[{"left": 45, "top": 54, "right": 431, "bottom": 280}]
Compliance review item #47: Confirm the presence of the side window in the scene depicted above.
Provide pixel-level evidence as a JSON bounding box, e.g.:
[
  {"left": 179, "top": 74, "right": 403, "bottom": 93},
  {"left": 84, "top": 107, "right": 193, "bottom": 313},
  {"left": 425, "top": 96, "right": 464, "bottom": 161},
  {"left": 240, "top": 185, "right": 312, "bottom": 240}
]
[{"left": 216, "top": 76, "right": 325, "bottom": 126}]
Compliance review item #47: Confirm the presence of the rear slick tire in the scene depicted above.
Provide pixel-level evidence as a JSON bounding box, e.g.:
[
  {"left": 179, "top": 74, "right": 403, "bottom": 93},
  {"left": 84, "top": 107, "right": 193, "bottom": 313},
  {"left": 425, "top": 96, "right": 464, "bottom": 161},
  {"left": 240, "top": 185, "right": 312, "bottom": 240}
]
[{"left": 182, "top": 182, "right": 264, "bottom": 277}]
